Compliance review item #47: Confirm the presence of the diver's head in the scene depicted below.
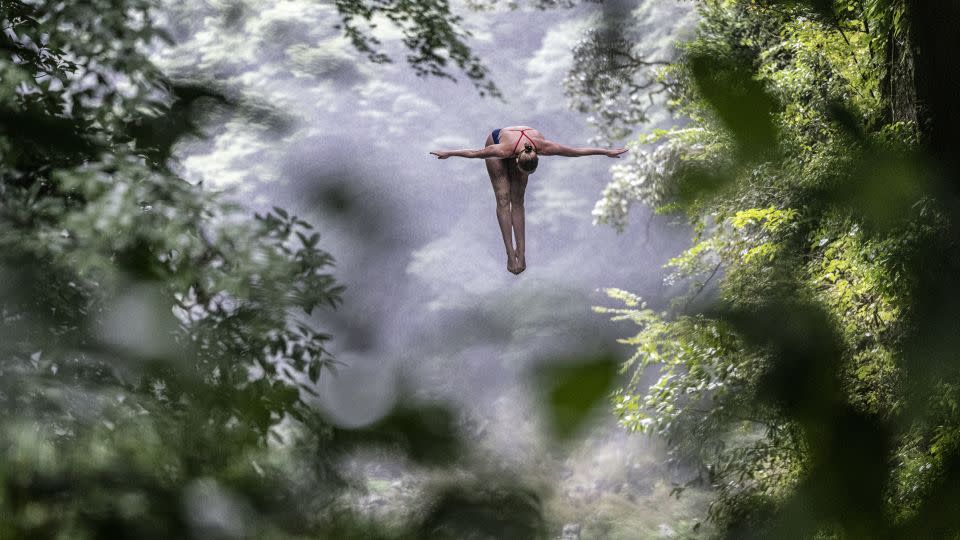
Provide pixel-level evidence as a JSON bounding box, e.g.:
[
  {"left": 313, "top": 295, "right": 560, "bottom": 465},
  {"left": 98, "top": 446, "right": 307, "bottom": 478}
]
[{"left": 517, "top": 143, "right": 539, "bottom": 173}]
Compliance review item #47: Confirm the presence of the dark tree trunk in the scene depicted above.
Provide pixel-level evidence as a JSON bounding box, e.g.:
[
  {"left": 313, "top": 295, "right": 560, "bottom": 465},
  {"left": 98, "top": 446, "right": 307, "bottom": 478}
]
[
  {"left": 883, "top": 20, "right": 917, "bottom": 127},
  {"left": 906, "top": 1, "right": 960, "bottom": 184}
]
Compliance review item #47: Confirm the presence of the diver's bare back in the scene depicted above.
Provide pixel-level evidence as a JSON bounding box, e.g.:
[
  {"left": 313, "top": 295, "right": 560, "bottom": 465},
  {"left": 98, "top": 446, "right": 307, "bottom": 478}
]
[{"left": 496, "top": 126, "right": 544, "bottom": 152}]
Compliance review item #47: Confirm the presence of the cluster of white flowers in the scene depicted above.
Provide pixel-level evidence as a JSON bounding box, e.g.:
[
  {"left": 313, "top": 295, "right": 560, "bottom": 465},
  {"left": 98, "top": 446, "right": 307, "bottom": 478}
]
[{"left": 591, "top": 136, "right": 691, "bottom": 232}]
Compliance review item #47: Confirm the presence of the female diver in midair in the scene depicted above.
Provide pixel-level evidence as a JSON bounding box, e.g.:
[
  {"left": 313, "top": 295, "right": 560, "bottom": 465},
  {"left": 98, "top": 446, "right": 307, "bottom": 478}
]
[{"left": 431, "top": 126, "right": 627, "bottom": 274}]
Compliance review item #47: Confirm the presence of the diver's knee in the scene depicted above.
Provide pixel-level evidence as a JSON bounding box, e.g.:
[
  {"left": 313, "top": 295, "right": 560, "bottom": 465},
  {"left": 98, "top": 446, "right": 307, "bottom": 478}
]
[{"left": 495, "top": 193, "right": 511, "bottom": 208}]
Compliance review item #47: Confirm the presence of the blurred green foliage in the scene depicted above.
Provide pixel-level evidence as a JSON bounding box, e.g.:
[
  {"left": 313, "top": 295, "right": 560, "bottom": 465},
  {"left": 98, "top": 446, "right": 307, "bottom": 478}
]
[
  {"left": 0, "top": 0, "right": 352, "bottom": 536},
  {"left": 533, "top": 353, "right": 618, "bottom": 442}
]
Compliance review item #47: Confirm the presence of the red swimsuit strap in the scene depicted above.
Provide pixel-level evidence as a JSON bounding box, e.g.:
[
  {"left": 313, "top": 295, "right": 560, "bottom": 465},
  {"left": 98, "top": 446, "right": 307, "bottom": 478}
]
[{"left": 508, "top": 129, "right": 538, "bottom": 154}]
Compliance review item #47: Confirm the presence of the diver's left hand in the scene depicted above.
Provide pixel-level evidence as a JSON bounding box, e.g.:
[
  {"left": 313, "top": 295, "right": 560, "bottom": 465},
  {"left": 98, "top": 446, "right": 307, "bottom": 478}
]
[
  {"left": 430, "top": 151, "right": 450, "bottom": 159},
  {"left": 606, "top": 148, "right": 628, "bottom": 158}
]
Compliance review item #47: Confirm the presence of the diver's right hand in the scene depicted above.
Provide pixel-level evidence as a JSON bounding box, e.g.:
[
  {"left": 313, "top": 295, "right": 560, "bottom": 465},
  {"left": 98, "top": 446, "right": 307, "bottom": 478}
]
[{"left": 430, "top": 151, "right": 450, "bottom": 159}]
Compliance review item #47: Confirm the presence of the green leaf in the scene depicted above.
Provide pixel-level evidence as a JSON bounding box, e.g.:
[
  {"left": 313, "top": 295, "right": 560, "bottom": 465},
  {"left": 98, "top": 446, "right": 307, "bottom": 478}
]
[
  {"left": 689, "top": 52, "right": 778, "bottom": 161},
  {"left": 533, "top": 353, "right": 618, "bottom": 442}
]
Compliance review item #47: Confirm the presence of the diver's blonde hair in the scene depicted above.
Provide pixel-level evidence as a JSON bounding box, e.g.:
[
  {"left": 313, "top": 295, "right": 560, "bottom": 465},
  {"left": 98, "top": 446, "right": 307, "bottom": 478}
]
[{"left": 517, "top": 143, "right": 538, "bottom": 173}]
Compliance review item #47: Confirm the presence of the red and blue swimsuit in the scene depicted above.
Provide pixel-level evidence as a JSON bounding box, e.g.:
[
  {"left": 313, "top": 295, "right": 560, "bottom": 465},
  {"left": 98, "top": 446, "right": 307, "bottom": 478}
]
[{"left": 491, "top": 128, "right": 538, "bottom": 154}]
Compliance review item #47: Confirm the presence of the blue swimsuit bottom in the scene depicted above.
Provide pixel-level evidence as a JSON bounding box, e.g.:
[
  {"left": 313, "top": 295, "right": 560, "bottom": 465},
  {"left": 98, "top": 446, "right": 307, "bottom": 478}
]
[{"left": 491, "top": 128, "right": 501, "bottom": 144}]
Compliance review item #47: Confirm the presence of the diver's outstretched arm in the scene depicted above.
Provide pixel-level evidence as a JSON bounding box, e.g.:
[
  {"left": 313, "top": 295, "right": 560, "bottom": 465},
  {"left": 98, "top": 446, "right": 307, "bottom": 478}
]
[
  {"left": 431, "top": 144, "right": 512, "bottom": 160},
  {"left": 539, "top": 141, "right": 628, "bottom": 158}
]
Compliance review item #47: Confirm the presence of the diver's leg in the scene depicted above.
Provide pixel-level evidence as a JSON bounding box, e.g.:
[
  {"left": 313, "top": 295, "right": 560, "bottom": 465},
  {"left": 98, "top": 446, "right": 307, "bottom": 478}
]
[
  {"left": 508, "top": 164, "right": 528, "bottom": 273},
  {"left": 484, "top": 135, "right": 519, "bottom": 273}
]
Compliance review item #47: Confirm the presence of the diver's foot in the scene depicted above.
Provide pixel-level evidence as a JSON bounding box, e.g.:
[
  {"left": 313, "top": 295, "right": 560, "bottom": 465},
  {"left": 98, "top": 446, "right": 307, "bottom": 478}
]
[
  {"left": 507, "top": 254, "right": 521, "bottom": 274},
  {"left": 516, "top": 254, "right": 526, "bottom": 274}
]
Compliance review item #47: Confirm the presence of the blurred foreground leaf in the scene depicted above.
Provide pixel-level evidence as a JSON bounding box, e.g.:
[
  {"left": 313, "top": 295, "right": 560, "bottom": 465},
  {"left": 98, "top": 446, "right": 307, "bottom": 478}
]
[
  {"left": 533, "top": 353, "right": 618, "bottom": 442},
  {"left": 689, "top": 52, "right": 778, "bottom": 162},
  {"left": 334, "top": 402, "right": 462, "bottom": 467}
]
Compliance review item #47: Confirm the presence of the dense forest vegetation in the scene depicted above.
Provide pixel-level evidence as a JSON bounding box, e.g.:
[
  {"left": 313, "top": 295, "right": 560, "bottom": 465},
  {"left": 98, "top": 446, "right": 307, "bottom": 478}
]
[
  {"left": 4, "top": 0, "right": 960, "bottom": 538},
  {"left": 590, "top": 0, "right": 960, "bottom": 537}
]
